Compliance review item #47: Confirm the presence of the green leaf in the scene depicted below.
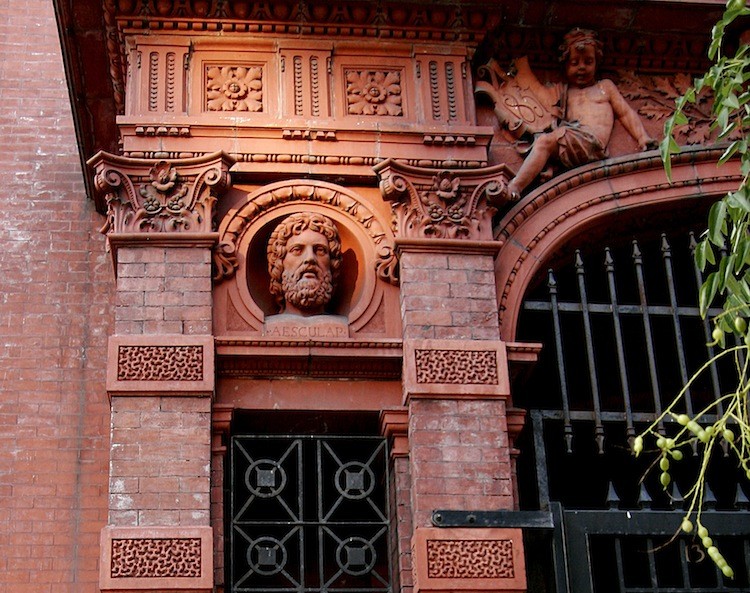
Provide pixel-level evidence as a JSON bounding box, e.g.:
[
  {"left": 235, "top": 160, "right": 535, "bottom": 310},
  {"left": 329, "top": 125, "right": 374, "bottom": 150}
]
[
  {"left": 700, "top": 272, "right": 719, "bottom": 316},
  {"left": 720, "top": 139, "right": 740, "bottom": 162},
  {"left": 728, "top": 188, "right": 750, "bottom": 212},
  {"left": 708, "top": 200, "right": 728, "bottom": 246},
  {"left": 673, "top": 111, "right": 688, "bottom": 126},
  {"left": 724, "top": 254, "right": 737, "bottom": 285},
  {"left": 726, "top": 93, "right": 741, "bottom": 109},
  {"left": 717, "top": 107, "right": 730, "bottom": 131},
  {"left": 695, "top": 240, "right": 708, "bottom": 270},
  {"left": 705, "top": 240, "right": 716, "bottom": 265}
]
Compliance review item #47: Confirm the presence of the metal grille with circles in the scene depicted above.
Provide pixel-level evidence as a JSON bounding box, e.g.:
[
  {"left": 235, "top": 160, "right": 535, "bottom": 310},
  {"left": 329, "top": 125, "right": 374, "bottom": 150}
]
[{"left": 230, "top": 435, "right": 391, "bottom": 593}]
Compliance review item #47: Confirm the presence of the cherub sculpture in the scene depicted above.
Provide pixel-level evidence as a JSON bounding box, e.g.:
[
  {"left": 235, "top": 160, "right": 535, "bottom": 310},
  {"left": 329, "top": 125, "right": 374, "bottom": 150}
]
[{"left": 477, "top": 28, "right": 656, "bottom": 199}]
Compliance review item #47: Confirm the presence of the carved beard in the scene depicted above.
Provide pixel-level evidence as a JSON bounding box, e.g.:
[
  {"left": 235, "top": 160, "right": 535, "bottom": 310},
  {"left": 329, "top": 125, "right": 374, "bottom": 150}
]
[{"left": 281, "top": 265, "right": 334, "bottom": 312}]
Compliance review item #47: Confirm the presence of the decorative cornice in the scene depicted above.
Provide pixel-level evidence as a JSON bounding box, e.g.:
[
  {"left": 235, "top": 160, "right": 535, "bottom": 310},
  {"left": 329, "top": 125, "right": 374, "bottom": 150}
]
[
  {"left": 215, "top": 337, "right": 402, "bottom": 379},
  {"left": 375, "top": 159, "right": 512, "bottom": 242},
  {"left": 379, "top": 407, "right": 409, "bottom": 458},
  {"left": 109, "top": 2, "right": 499, "bottom": 42},
  {"left": 395, "top": 238, "right": 502, "bottom": 257},
  {"left": 89, "top": 151, "right": 234, "bottom": 233}
]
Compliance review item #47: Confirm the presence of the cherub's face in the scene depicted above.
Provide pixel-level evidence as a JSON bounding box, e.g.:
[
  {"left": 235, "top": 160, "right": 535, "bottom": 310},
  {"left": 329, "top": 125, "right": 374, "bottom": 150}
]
[{"left": 565, "top": 44, "right": 597, "bottom": 88}]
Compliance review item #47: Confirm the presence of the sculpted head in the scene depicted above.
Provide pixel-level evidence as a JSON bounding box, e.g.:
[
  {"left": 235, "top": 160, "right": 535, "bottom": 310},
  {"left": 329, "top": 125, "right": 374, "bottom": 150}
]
[
  {"left": 267, "top": 212, "right": 343, "bottom": 316},
  {"left": 560, "top": 28, "right": 603, "bottom": 88}
]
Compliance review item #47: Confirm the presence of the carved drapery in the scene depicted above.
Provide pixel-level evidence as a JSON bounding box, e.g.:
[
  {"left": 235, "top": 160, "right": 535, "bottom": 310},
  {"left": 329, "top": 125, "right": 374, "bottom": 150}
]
[
  {"left": 374, "top": 159, "right": 512, "bottom": 241},
  {"left": 89, "top": 151, "right": 234, "bottom": 235}
]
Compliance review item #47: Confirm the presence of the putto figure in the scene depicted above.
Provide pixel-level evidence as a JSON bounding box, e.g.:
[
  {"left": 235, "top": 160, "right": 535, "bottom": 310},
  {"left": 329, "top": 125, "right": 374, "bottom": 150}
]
[
  {"left": 506, "top": 28, "right": 656, "bottom": 198},
  {"left": 267, "top": 212, "right": 343, "bottom": 316}
]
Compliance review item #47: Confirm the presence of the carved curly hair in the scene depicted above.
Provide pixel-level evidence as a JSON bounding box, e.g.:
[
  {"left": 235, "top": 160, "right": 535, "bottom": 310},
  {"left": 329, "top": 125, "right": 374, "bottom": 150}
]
[
  {"left": 559, "top": 28, "right": 603, "bottom": 64},
  {"left": 267, "top": 212, "right": 343, "bottom": 307}
]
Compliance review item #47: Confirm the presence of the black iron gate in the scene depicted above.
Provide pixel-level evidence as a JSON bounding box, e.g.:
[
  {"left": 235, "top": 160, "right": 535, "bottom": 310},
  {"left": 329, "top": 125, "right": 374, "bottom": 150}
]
[
  {"left": 512, "top": 231, "right": 750, "bottom": 593},
  {"left": 229, "top": 435, "right": 391, "bottom": 593}
]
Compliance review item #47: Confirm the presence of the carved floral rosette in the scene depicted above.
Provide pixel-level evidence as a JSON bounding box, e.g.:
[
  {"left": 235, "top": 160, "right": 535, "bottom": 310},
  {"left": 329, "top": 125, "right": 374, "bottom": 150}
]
[
  {"left": 374, "top": 159, "right": 513, "bottom": 241},
  {"left": 89, "top": 151, "right": 234, "bottom": 235}
]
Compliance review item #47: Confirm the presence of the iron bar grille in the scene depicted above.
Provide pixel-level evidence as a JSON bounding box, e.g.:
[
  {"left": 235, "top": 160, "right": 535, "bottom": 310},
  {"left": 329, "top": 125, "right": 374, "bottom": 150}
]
[
  {"left": 230, "top": 435, "right": 391, "bottom": 593},
  {"left": 515, "top": 231, "right": 750, "bottom": 593}
]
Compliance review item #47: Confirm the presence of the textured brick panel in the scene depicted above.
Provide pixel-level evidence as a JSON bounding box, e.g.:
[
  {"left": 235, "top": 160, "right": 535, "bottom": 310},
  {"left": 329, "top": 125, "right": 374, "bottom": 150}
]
[
  {"left": 101, "top": 526, "right": 213, "bottom": 591},
  {"left": 107, "top": 335, "right": 214, "bottom": 395},
  {"left": 413, "top": 528, "right": 526, "bottom": 593},
  {"left": 117, "top": 345, "right": 204, "bottom": 382},
  {"left": 111, "top": 538, "right": 202, "bottom": 578},
  {"left": 403, "top": 339, "right": 509, "bottom": 399},
  {"left": 415, "top": 349, "right": 498, "bottom": 385},
  {"left": 426, "top": 539, "right": 514, "bottom": 579}
]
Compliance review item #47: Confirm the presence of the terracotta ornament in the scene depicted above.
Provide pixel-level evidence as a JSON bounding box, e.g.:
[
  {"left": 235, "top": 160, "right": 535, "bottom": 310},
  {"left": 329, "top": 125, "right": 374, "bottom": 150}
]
[
  {"left": 267, "top": 212, "right": 343, "bottom": 316},
  {"left": 505, "top": 28, "right": 657, "bottom": 198}
]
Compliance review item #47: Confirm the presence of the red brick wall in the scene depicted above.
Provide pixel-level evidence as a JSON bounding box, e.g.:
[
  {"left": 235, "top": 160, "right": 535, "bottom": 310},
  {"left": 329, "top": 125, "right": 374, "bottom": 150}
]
[
  {"left": 399, "top": 251, "right": 500, "bottom": 340},
  {"left": 0, "top": 0, "right": 113, "bottom": 591},
  {"left": 408, "top": 399, "right": 513, "bottom": 527},
  {"left": 115, "top": 247, "right": 212, "bottom": 335},
  {"left": 109, "top": 396, "right": 211, "bottom": 527}
]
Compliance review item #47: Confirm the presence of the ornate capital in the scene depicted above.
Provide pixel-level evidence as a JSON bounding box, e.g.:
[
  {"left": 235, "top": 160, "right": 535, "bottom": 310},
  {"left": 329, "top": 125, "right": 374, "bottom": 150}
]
[
  {"left": 89, "top": 151, "right": 234, "bottom": 236},
  {"left": 374, "top": 159, "right": 512, "bottom": 241}
]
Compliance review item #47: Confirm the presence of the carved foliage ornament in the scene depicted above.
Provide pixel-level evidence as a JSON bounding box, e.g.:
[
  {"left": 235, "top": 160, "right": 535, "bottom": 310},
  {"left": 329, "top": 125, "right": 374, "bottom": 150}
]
[
  {"left": 206, "top": 65, "right": 263, "bottom": 112},
  {"left": 375, "top": 159, "right": 512, "bottom": 241},
  {"left": 616, "top": 70, "right": 731, "bottom": 145},
  {"left": 91, "top": 152, "right": 233, "bottom": 236},
  {"left": 216, "top": 182, "right": 399, "bottom": 286}
]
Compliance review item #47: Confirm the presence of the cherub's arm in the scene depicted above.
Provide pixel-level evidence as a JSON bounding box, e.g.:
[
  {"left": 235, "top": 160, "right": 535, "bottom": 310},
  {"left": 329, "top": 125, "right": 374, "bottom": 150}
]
[{"left": 603, "top": 79, "right": 657, "bottom": 150}]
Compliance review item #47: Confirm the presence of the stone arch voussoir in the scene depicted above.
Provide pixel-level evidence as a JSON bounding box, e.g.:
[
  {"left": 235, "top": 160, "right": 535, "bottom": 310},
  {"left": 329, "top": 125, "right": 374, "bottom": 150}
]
[{"left": 495, "top": 148, "right": 742, "bottom": 341}]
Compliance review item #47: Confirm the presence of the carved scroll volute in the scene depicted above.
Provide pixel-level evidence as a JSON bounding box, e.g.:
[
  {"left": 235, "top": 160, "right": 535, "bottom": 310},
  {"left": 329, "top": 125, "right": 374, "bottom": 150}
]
[
  {"left": 374, "top": 158, "right": 513, "bottom": 242},
  {"left": 89, "top": 151, "right": 234, "bottom": 235}
]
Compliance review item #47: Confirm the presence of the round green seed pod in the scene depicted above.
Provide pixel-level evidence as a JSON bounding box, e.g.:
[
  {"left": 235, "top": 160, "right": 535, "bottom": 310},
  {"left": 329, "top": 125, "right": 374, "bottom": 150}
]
[{"left": 633, "top": 436, "right": 643, "bottom": 454}]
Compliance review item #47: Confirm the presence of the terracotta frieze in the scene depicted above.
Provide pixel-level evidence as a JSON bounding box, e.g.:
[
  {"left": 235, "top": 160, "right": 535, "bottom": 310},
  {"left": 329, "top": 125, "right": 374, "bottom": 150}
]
[
  {"left": 375, "top": 159, "right": 512, "bottom": 242},
  {"left": 89, "top": 151, "right": 234, "bottom": 234},
  {"left": 114, "top": 35, "right": 490, "bottom": 179}
]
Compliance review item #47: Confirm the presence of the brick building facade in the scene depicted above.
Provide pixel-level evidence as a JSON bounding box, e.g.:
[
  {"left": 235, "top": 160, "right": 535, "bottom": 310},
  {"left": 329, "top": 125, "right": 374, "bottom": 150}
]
[{"left": 1, "top": 1, "right": 746, "bottom": 592}]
